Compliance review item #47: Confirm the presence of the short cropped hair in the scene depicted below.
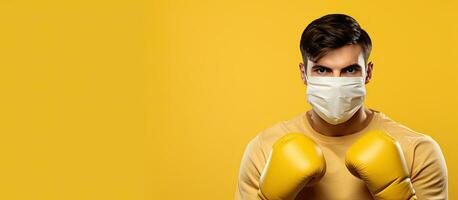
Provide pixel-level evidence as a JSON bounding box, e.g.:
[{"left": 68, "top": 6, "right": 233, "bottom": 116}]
[{"left": 300, "top": 14, "right": 372, "bottom": 66}]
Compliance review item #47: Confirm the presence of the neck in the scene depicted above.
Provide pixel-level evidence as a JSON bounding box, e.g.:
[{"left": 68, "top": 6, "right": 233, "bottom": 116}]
[{"left": 306, "top": 105, "right": 374, "bottom": 137}]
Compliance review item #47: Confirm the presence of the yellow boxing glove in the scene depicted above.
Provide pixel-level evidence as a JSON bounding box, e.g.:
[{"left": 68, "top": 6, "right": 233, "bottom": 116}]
[
  {"left": 345, "top": 130, "right": 417, "bottom": 200},
  {"left": 258, "top": 133, "right": 326, "bottom": 200}
]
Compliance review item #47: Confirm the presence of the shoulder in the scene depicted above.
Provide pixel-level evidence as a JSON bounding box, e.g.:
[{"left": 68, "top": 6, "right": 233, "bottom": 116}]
[
  {"left": 374, "top": 111, "right": 447, "bottom": 181},
  {"left": 375, "top": 111, "right": 433, "bottom": 147},
  {"left": 258, "top": 113, "right": 306, "bottom": 144},
  {"left": 249, "top": 112, "right": 308, "bottom": 156}
]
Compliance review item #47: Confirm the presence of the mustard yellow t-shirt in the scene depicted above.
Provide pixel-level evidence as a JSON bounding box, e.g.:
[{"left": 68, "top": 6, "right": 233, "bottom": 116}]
[{"left": 235, "top": 109, "right": 448, "bottom": 200}]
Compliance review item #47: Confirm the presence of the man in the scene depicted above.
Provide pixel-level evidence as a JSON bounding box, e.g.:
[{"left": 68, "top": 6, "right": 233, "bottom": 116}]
[{"left": 235, "top": 14, "right": 448, "bottom": 200}]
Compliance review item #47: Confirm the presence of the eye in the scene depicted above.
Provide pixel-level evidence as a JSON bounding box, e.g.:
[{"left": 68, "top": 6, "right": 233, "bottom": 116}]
[
  {"left": 344, "top": 66, "right": 360, "bottom": 74},
  {"left": 313, "top": 67, "right": 329, "bottom": 74}
]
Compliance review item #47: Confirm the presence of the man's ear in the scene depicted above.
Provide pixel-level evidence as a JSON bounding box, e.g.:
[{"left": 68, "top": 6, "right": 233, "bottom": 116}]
[
  {"left": 365, "top": 61, "right": 374, "bottom": 84},
  {"left": 299, "top": 62, "right": 307, "bottom": 85}
]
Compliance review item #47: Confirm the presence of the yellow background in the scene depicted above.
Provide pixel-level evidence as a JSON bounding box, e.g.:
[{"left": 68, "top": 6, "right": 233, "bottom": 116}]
[{"left": 0, "top": 0, "right": 456, "bottom": 199}]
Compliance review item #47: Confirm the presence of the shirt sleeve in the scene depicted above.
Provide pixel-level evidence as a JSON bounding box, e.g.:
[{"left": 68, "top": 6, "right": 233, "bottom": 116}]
[
  {"left": 235, "top": 135, "right": 267, "bottom": 200},
  {"left": 410, "top": 136, "right": 448, "bottom": 200}
]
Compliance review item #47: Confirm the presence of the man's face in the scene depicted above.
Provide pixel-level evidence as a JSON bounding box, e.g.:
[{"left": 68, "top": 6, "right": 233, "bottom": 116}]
[{"left": 299, "top": 44, "right": 373, "bottom": 83}]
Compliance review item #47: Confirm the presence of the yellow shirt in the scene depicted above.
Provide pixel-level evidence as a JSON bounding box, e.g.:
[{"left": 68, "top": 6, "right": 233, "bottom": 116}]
[{"left": 235, "top": 109, "right": 448, "bottom": 200}]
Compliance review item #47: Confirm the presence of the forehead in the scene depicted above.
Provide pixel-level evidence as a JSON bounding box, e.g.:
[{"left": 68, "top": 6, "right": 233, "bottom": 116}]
[{"left": 314, "top": 44, "right": 364, "bottom": 68}]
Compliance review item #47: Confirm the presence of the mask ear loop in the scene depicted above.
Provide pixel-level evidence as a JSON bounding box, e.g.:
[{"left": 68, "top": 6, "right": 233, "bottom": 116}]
[
  {"left": 304, "top": 58, "right": 314, "bottom": 83},
  {"left": 357, "top": 53, "right": 367, "bottom": 80}
]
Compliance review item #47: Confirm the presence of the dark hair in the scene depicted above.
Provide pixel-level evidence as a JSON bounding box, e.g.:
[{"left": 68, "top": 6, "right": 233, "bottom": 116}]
[{"left": 300, "top": 14, "right": 372, "bottom": 65}]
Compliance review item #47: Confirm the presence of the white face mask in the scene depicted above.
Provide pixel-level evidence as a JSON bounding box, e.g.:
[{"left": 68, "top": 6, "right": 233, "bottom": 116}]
[{"left": 305, "top": 54, "right": 367, "bottom": 125}]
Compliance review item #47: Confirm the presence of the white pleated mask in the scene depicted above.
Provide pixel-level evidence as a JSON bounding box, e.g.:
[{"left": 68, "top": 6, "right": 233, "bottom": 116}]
[{"left": 305, "top": 55, "right": 367, "bottom": 125}]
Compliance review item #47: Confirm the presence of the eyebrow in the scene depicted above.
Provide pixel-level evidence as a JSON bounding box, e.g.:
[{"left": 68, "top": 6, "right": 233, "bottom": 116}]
[{"left": 312, "top": 63, "right": 362, "bottom": 70}]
